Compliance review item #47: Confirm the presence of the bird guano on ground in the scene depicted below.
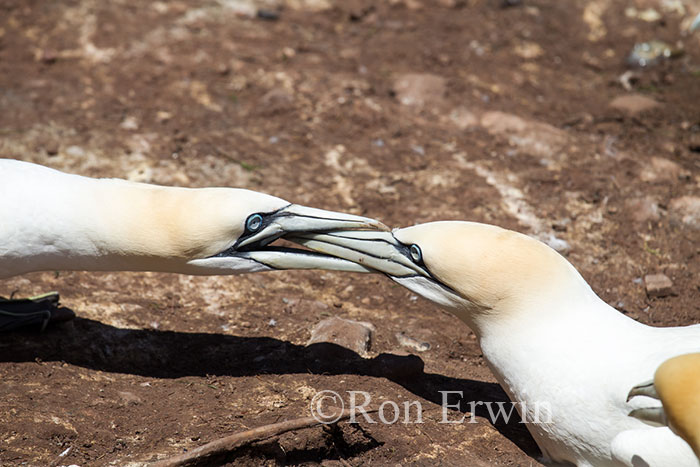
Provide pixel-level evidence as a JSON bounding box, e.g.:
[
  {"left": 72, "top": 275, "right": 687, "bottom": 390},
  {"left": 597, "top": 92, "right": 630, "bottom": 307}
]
[
  {"left": 625, "top": 353, "right": 700, "bottom": 460},
  {"left": 292, "top": 221, "right": 700, "bottom": 467},
  {"left": 0, "top": 158, "right": 382, "bottom": 330}
]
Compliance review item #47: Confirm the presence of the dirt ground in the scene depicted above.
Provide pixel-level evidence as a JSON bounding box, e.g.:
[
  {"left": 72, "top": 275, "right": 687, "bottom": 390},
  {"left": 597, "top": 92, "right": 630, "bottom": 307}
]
[{"left": 1, "top": 0, "right": 699, "bottom": 465}]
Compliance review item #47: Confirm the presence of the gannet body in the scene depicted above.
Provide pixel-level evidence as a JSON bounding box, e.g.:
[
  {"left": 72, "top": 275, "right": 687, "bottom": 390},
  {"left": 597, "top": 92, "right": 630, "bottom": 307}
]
[
  {"left": 291, "top": 222, "right": 700, "bottom": 466},
  {"left": 623, "top": 353, "right": 700, "bottom": 461},
  {"left": 0, "top": 158, "right": 381, "bottom": 329}
]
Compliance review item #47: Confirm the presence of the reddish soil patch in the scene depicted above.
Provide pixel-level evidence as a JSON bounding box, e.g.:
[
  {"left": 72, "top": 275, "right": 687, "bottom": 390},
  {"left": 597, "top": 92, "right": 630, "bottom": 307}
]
[{"left": 1, "top": 0, "right": 699, "bottom": 465}]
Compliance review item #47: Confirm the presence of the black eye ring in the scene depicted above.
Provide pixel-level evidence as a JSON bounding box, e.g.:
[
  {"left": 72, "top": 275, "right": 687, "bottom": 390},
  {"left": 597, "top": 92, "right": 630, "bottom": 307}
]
[
  {"left": 246, "top": 213, "right": 263, "bottom": 232},
  {"left": 409, "top": 244, "right": 422, "bottom": 263}
]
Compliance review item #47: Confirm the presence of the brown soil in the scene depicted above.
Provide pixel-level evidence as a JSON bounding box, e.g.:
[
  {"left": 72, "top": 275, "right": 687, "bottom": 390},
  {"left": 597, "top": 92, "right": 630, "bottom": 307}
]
[{"left": 1, "top": 0, "right": 699, "bottom": 465}]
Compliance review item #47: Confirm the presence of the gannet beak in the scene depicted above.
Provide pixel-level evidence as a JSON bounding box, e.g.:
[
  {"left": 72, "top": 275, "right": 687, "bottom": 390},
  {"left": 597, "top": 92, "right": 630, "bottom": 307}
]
[
  {"left": 287, "top": 229, "right": 469, "bottom": 308},
  {"left": 627, "top": 379, "right": 667, "bottom": 427},
  {"left": 286, "top": 230, "right": 430, "bottom": 277},
  {"left": 627, "top": 380, "right": 658, "bottom": 402},
  {"left": 189, "top": 206, "right": 388, "bottom": 274},
  {"left": 234, "top": 204, "right": 387, "bottom": 250}
]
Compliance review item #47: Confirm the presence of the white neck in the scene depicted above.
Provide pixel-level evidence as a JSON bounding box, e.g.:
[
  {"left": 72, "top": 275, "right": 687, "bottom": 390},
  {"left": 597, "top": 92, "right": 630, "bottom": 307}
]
[{"left": 0, "top": 160, "right": 247, "bottom": 277}]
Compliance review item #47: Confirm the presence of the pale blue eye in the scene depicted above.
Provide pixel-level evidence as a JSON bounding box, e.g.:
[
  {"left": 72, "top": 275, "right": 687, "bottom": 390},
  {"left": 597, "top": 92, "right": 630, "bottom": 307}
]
[
  {"left": 410, "top": 244, "right": 422, "bottom": 263},
  {"left": 246, "top": 214, "right": 263, "bottom": 232}
]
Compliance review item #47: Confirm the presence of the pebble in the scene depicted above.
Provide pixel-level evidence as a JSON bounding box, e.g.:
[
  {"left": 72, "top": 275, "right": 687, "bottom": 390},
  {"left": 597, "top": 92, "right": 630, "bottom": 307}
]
[
  {"left": 395, "top": 332, "right": 431, "bottom": 352},
  {"left": 627, "top": 40, "right": 678, "bottom": 67},
  {"left": 449, "top": 107, "right": 478, "bottom": 130},
  {"left": 689, "top": 133, "right": 700, "bottom": 153},
  {"left": 156, "top": 111, "right": 172, "bottom": 123},
  {"left": 639, "top": 157, "right": 683, "bottom": 182},
  {"left": 411, "top": 145, "right": 425, "bottom": 156},
  {"left": 479, "top": 111, "right": 568, "bottom": 160},
  {"left": 307, "top": 317, "right": 375, "bottom": 356},
  {"left": 625, "top": 196, "right": 660, "bottom": 223},
  {"left": 117, "top": 391, "right": 142, "bottom": 406},
  {"left": 256, "top": 9, "right": 280, "bottom": 20},
  {"left": 260, "top": 88, "right": 294, "bottom": 113},
  {"left": 669, "top": 196, "right": 700, "bottom": 230},
  {"left": 644, "top": 273, "right": 673, "bottom": 298},
  {"left": 609, "top": 94, "right": 661, "bottom": 115},
  {"left": 392, "top": 73, "right": 446, "bottom": 107},
  {"left": 120, "top": 116, "right": 139, "bottom": 130},
  {"left": 65, "top": 145, "right": 85, "bottom": 157}
]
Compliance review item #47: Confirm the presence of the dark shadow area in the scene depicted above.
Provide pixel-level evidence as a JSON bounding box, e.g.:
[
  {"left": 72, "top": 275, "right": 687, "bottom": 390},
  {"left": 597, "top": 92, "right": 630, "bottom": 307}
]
[
  {"left": 0, "top": 316, "right": 541, "bottom": 459},
  {"left": 203, "top": 423, "right": 383, "bottom": 466}
]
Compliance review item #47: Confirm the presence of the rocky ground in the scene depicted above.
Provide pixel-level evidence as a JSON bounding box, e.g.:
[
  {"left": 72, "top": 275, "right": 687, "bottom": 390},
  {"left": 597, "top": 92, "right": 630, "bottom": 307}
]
[{"left": 1, "top": 0, "right": 699, "bottom": 465}]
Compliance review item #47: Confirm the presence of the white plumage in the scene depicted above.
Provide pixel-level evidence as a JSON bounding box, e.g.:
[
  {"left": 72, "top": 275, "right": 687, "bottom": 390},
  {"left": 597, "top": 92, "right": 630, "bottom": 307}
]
[
  {"left": 0, "top": 158, "right": 380, "bottom": 329},
  {"left": 292, "top": 221, "right": 700, "bottom": 466}
]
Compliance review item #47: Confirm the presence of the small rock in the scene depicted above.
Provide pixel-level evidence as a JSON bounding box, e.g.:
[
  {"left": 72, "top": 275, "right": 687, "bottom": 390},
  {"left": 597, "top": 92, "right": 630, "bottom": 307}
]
[
  {"left": 117, "top": 391, "right": 142, "bottom": 406},
  {"left": 395, "top": 332, "right": 431, "bottom": 352},
  {"left": 627, "top": 40, "right": 679, "bottom": 67},
  {"left": 514, "top": 41, "right": 544, "bottom": 59},
  {"left": 624, "top": 7, "right": 661, "bottom": 22},
  {"left": 257, "top": 9, "right": 280, "bottom": 20},
  {"left": 307, "top": 317, "right": 375, "bottom": 356},
  {"left": 639, "top": 157, "right": 683, "bottom": 182},
  {"left": 120, "top": 116, "right": 139, "bottom": 130},
  {"left": 392, "top": 73, "right": 446, "bottom": 107},
  {"left": 479, "top": 111, "right": 568, "bottom": 160},
  {"left": 669, "top": 196, "right": 700, "bottom": 230},
  {"left": 45, "top": 144, "right": 59, "bottom": 156},
  {"left": 501, "top": 0, "right": 522, "bottom": 7},
  {"left": 65, "top": 145, "right": 85, "bottom": 157},
  {"left": 156, "top": 111, "right": 172, "bottom": 123},
  {"left": 644, "top": 273, "right": 673, "bottom": 298},
  {"left": 625, "top": 196, "right": 660, "bottom": 223},
  {"left": 609, "top": 94, "right": 661, "bottom": 115},
  {"left": 689, "top": 133, "right": 700, "bottom": 153},
  {"left": 260, "top": 88, "right": 294, "bottom": 114},
  {"left": 411, "top": 145, "right": 425, "bottom": 156},
  {"left": 281, "top": 47, "right": 295, "bottom": 59},
  {"left": 449, "top": 107, "right": 478, "bottom": 130}
]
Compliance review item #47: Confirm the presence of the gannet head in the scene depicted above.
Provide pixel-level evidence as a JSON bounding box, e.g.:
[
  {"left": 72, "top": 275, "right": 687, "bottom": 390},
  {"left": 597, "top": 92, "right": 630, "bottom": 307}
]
[
  {"left": 178, "top": 188, "right": 387, "bottom": 275},
  {"left": 289, "top": 221, "right": 588, "bottom": 332},
  {"left": 627, "top": 353, "right": 700, "bottom": 458}
]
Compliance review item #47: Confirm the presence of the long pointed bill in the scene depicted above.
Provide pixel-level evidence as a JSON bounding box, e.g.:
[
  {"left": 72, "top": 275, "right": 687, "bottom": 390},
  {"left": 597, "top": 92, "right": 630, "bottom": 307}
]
[
  {"left": 627, "top": 379, "right": 667, "bottom": 427},
  {"left": 627, "top": 380, "right": 658, "bottom": 402},
  {"left": 628, "top": 407, "right": 667, "bottom": 427},
  {"left": 235, "top": 205, "right": 388, "bottom": 250},
  {"left": 287, "top": 230, "right": 429, "bottom": 278},
  {"left": 192, "top": 207, "right": 389, "bottom": 273},
  {"left": 239, "top": 248, "right": 374, "bottom": 272}
]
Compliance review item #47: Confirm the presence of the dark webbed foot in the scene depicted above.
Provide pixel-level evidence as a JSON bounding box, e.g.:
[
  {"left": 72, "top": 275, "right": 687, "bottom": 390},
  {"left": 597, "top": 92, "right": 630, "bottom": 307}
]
[{"left": 0, "top": 292, "right": 75, "bottom": 332}]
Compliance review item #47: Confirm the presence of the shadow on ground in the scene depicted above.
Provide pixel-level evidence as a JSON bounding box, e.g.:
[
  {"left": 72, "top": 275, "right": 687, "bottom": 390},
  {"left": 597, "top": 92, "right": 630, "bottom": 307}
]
[{"left": 1, "top": 315, "right": 541, "bottom": 460}]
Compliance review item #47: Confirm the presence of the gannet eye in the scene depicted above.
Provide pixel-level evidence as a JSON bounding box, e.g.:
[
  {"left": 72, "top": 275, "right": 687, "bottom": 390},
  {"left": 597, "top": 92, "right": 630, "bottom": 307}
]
[
  {"left": 246, "top": 213, "right": 263, "bottom": 232},
  {"left": 409, "top": 244, "right": 422, "bottom": 263}
]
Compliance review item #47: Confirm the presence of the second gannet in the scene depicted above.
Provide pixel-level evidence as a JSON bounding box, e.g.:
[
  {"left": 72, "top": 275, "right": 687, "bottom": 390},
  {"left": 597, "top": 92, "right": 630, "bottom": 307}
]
[
  {"left": 290, "top": 221, "right": 700, "bottom": 466},
  {"left": 619, "top": 353, "right": 700, "bottom": 461},
  {"left": 0, "top": 158, "right": 380, "bottom": 330}
]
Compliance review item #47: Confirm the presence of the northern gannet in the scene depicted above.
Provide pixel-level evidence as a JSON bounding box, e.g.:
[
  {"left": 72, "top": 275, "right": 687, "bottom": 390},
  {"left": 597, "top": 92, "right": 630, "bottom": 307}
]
[
  {"left": 621, "top": 353, "right": 700, "bottom": 461},
  {"left": 290, "top": 221, "right": 700, "bottom": 466},
  {"left": 0, "top": 158, "right": 380, "bottom": 330}
]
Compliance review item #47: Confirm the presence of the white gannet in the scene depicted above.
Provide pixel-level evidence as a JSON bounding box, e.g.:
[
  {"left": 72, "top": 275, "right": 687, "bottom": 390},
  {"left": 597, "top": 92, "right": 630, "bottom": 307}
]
[
  {"left": 620, "top": 353, "right": 700, "bottom": 461},
  {"left": 0, "top": 158, "right": 381, "bottom": 330},
  {"left": 289, "top": 221, "right": 700, "bottom": 466}
]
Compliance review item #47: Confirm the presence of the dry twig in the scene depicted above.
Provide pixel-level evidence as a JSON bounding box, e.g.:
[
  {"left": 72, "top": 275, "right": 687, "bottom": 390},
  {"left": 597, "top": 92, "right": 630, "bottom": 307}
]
[{"left": 153, "top": 408, "right": 377, "bottom": 467}]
